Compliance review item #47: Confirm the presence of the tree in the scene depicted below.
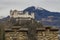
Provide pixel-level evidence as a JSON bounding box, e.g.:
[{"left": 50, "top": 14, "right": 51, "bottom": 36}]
[{"left": 0, "top": 23, "right": 5, "bottom": 40}]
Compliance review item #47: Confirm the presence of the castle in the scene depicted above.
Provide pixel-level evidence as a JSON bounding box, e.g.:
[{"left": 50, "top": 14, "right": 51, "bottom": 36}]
[
  {"left": 0, "top": 10, "right": 59, "bottom": 40},
  {"left": 10, "top": 10, "right": 34, "bottom": 20}
]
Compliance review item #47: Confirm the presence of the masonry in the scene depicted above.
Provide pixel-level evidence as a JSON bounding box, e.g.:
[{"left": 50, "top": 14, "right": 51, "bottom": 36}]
[
  {"left": 4, "top": 26, "right": 59, "bottom": 40},
  {"left": 0, "top": 10, "right": 59, "bottom": 40}
]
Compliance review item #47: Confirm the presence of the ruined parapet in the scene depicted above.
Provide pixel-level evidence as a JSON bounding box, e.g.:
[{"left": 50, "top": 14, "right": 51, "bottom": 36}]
[
  {"left": 10, "top": 10, "right": 35, "bottom": 19},
  {"left": 37, "top": 27, "right": 59, "bottom": 40}
]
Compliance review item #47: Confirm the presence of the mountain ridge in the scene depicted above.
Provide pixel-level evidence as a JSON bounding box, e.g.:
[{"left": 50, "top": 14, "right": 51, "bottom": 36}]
[
  {"left": 23, "top": 6, "right": 60, "bottom": 27},
  {"left": 0, "top": 6, "right": 60, "bottom": 27}
]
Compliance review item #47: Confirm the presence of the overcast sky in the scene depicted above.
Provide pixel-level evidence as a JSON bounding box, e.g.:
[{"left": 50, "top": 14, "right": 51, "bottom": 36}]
[{"left": 0, "top": 0, "right": 60, "bottom": 17}]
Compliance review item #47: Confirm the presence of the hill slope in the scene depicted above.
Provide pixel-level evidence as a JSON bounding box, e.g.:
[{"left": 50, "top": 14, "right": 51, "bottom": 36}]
[{"left": 23, "top": 6, "right": 60, "bottom": 27}]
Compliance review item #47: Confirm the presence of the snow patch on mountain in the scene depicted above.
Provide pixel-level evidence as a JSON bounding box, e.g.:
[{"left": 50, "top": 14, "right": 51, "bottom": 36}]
[{"left": 35, "top": 6, "right": 44, "bottom": 10}]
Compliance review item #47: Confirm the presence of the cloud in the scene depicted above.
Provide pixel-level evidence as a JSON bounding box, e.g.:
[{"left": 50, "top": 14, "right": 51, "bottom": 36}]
[
  {"left": 46, "top": 19, "right": 53, "bottom": 22},
  {"left": 0, "top": 7, "right": 7, "bottom": 10},
  {"left": 0, "top": 0, "right": 60, "bottom": 16},
  {"left": 41, "top": 18, "right": 46, "bottom": 21},
  {"left": 41, "top": 17, "right": 60, "bottom": 23},
  {"left": 48, "top": 16, "right": 54, "bottom": 18},
  {"left": 41, "top": 18, "right": 53, "bottom": 22}
]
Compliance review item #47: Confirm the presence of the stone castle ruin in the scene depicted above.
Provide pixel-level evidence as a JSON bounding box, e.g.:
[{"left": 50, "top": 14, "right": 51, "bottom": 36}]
[
  {"left": 10, "top": 10, "right": 34, "bottom": 19},
  {"left": 0, "top": 10, "right": 59, "bottom": 40}
]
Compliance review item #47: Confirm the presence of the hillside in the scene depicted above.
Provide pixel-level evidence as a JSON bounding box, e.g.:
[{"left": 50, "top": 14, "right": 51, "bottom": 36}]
[
  {"left": 23, "top": 6, "right": 60, "bottom": 27},
  {"left": 0, "top": 6, "right": 60, "bottom": 27}
]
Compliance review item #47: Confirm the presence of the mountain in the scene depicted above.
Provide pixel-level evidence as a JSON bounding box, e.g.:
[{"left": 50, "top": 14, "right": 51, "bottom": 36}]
[
  {"left": 23, "top": 6, "right": 60, "bottom": 27},
  {"left": 1, "top": 6, "right": 60, "bottom": 27},
  {"left": 0, "top": 16, "right": 10, "bottom": 23}
]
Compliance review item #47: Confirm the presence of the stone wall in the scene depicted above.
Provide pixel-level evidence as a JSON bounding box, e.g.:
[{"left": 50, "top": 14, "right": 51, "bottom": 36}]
[
  {"left": 5, "top": 27, "right": 59, "bottom": 40},
  {"left": 5, "top": 32, "right": 28, "bottom": 40},
  {"left": 37, "top": 30, "right": 58, "bottom": 40}
]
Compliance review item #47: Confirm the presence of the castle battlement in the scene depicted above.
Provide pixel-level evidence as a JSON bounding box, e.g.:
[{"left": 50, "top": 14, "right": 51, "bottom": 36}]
[{"left": 10, "top": 10, "right": 35, "bottom": 19}]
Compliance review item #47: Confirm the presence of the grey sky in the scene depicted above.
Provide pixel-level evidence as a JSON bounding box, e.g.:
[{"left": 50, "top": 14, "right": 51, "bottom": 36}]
[{"left": 0, "top": 0, "right": 60, "bottom": 17}]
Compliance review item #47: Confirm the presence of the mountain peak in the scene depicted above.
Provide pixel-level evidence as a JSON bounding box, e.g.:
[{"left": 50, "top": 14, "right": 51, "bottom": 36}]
[
  {"left": 25, "top": 6, "right": 45, "bottom": 10},
  {"left": 35, "top": 6, "right": 44, "bottom": 10},
  {"left": 23, "top": 6, "right": 47, "bottom": 13},
  {"left": 23, "top": 6, "right": 60, "bottom": 27}
]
